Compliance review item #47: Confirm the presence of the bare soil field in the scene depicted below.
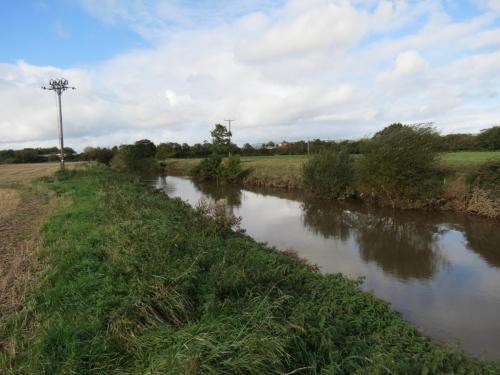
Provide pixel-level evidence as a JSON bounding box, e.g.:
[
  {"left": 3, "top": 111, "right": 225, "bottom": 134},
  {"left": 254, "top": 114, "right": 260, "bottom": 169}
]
[{"left": 0, "top": 163, "right": 80, "bottom": 318}]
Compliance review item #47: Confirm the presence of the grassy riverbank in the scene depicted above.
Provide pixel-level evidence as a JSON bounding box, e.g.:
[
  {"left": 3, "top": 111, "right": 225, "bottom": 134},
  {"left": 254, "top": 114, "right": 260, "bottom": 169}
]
[
  {"left": 165, "top": 152, "right": 500, "bottom": 182},
  {"left": 164, "top": 152, "right": 500, "bottom": 217},
  {"left": 1, "top": 166, "right": 498, "bottom": 373}
]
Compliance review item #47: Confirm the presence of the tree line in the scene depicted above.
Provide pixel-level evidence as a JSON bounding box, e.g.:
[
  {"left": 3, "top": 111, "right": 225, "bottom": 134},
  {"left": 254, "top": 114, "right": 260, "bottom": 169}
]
[{"left": 1, "top": 124, "right": 499, "bottom": 164}]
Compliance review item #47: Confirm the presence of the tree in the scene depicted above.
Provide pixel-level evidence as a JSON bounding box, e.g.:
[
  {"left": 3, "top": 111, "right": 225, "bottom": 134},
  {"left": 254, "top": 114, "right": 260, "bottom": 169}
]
[
  {"left": 156, "top": 143, "right": 176, "bottom": 160},
  {"left": 133, "top": 139, "right": 156, "bottom": 158},
  {"left": 360, "top": 124, "right": 440, "bottom": 203},
  {"left": 211, "top": 124, "right": 232, "bottom": 155},
  {"left": 303, "top": 150, "right": 354, "bottom": 199},
  {"left": 477, "top": 126, "right": 500, "bottom": 150}
]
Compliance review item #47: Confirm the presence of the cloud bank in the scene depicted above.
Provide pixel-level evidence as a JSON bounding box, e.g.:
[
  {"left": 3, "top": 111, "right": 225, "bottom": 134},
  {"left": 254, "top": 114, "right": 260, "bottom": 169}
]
[{"left": 1, "top": 0, "right": 500, "bottom": 150}]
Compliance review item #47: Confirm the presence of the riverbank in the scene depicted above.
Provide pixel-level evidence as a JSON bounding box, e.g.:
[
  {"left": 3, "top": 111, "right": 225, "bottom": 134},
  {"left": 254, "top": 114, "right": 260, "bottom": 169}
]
[
  {"left": 164, "top": 153, "right": 500, "bottom": 219},
  {"left": 1, "top": 166, "right": 498, "bottom": 373}
]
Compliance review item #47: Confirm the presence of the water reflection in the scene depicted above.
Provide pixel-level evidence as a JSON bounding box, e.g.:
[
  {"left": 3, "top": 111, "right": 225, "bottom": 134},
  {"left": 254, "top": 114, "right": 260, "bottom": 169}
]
[
  {"left": 302, "top": 199, "right": 450, "bottom": 280},
  {"left": 192, "top": 180, "right": 243, "bottom": 208},
  {"left": 152, "top": 176, "right": 500, "bottom": 360}
]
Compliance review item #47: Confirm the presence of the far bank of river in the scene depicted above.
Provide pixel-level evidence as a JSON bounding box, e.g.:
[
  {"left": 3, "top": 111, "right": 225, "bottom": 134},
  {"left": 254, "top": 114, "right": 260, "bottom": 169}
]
[{"left": 151, "top": 175, "right": 500, "bottom": 361}]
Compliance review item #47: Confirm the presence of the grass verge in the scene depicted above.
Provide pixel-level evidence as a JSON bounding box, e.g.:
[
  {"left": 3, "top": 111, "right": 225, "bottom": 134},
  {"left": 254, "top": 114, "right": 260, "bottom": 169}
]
[{"left": 1, "top": 166, "right": 498, "bottom": 374}]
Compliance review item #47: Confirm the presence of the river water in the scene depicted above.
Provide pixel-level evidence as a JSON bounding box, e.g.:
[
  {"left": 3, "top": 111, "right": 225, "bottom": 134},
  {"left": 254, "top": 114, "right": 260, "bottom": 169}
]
[{"left": 150, "top": 175, "right": 500, "bottom": 360}]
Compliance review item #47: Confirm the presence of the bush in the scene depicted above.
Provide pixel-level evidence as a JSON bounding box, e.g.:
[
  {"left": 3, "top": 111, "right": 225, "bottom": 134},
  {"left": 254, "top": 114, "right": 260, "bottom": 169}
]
[
  {"left": 191, "top": 156, "right": 246, "bottom": 183},
  {"left": 110, "top": 141, "right": 159, "bottom": 176},
  {"left": 466, "top": 161, "right": 500, "bottom": 198},
  {"left": 303, "top": 150, "right": 354, "bottom": 199},
  {"left": 191, "top": 155, "right": 223, "bottom": 181},
  {"left": 359, "top": 124, "right": 441, "bottom": 204},
  {"left": 81, "top": 147, "right": 115, "bottom": 165},
  {"left": 194, "top": 197, "right": 243, "bottom": 234},
  {"left": 477, "top": 126, "right": 500, "bottom": 150}
]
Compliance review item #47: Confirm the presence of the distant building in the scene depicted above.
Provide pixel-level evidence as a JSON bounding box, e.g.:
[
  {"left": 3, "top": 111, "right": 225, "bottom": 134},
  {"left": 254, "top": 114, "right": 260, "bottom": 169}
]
[{"left": 278, "top": 141, "right": 289, "bottom": 149}]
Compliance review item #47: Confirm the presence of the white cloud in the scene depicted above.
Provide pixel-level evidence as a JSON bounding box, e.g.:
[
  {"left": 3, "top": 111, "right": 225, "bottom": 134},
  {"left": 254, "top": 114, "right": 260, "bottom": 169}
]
[
  {"left": 378, "top": 50, "right": 429, "bottom": 81},
  {"left": 237, "top": 1, "right": 366, "bottom": 62},
  {"left": 1, "top": 0, "right": 500, "bottom": 151}
]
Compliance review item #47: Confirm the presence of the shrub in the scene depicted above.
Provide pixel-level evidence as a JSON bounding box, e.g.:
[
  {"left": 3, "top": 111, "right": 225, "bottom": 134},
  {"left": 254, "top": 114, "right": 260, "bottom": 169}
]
[
  {"left": 359, "top": 124, "right": 441, "bottom": 204},
  {"left": 191, "top": 155, "right": 223, "bottom": 181},
  {"left": 191, "top": 156, "right": 246, "bottom": 183},
  {"left": 466, "top": 161, "right": 500, "bottom": 198},
  {"left": 111, "top": 142, "right": 159, "bottom": 176},
  {"left": 81, "top": 147, "right": 115, "bottom": 165},
  {"left": 194, "top": 197, "right": 243, "bottom": 234},
  {"left": 219, "top": 156, "right": 245, "bottom": 182},
  {"left": 303, "top": 150, "right": 354, "bottom": 199}
]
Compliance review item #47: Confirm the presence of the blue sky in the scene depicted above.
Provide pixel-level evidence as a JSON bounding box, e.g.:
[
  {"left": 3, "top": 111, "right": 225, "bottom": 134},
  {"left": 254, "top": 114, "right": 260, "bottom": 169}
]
[
  {"left": 0, "top": 1, "right": 147, "bottom": 67},
  {"left": 1, "top": 0, "right": 500, "bottom": 150}
]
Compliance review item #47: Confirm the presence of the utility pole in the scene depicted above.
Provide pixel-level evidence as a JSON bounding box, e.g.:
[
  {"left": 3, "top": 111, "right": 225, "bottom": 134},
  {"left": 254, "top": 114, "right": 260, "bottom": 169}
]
[
  {"left": 42, "top": 78, "right": 75, "bottom": 170},
  {"left": 224, "top": 119, "right": 235, "bottom": 157}
]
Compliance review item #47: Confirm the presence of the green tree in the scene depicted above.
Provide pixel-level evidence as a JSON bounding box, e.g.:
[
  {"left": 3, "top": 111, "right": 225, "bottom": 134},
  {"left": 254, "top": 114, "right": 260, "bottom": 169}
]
[
  {"left": 156, "top": 143, "right": 176, "bottom": 160},
  {"left": 477, "top": 126, "right": 500, "bottom": 150},
  {"left": 133, "top": 139, "right": 156, "bottom": 158},
  {"left": 360, "top": 124, "right": 440, "bottom": 203},
  {"left": 303, "top": 150, "right": 354, "bottom": 199},
  {"left": 211, "top": 124, "right": 232, "bottom": 155}
]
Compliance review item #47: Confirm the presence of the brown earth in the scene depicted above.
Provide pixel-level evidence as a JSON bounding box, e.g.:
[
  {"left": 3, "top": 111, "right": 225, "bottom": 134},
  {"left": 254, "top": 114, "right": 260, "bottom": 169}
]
[{"left": 0, "top": 163, "right": 80, "bottom": 319}]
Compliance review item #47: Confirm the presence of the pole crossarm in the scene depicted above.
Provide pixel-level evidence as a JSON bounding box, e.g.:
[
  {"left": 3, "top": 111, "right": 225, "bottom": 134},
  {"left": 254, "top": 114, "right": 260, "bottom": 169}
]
[{"left": 41, "top": 78, "right": 76, "bottom": 93}]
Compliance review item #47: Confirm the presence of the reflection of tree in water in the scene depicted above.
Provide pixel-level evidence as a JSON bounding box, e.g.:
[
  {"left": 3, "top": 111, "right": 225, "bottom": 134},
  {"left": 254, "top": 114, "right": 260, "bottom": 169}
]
[
  {"left": 301, "top": 198, "right": 449, "bottom": 280},
  {"left": 192, "top": 181, "right": 242, "bottom": 208},
  {"left": 156, "top": 176, "right": 176, "bottom": 195},
  {"left": 354, "top": 212, "right": 449, "bottom": 280},
  {"left": 301, "top": 198, "right": 354, "bottom": 241},
  {"left": 453, "top": 217, "right": 500, "bottom": 268}
]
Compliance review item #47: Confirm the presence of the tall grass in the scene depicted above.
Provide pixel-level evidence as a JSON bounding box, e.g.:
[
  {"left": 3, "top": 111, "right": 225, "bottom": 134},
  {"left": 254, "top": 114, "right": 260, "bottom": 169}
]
[{"left": 1, "top": 167, "right": 498, "bottom": 374}]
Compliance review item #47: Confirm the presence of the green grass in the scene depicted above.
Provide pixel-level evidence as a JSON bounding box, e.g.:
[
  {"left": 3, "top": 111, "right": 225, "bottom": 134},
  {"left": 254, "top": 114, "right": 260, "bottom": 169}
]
[
  {"left": 1, "top": 166, "right": 498, "bottom": 374},
  {"left": 165, "top": 152, "right": 500, "bottom": 189},
  {"left": 439, "top": 151, "right": 500, "bottom": 167}
]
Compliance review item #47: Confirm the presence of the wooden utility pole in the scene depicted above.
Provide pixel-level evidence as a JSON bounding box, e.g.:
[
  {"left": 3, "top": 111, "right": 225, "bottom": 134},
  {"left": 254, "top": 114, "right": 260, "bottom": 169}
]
[
  {"left": 42, "top": 79, "right": 75, "bottom": 170},
  {"left": 224, "top": 119, "right": 235, "bottom": 157}
]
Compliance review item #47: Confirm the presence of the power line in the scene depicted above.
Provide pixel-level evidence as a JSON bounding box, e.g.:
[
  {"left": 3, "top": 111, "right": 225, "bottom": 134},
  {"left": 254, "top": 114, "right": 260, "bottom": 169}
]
[{"left": 42, "top": 78, "right": 75, "bottom": 170}]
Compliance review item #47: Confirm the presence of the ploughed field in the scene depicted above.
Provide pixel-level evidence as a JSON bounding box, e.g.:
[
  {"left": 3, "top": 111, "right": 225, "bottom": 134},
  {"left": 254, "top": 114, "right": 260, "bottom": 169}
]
[{"left": 0, "top": 162, "right": 81, "bottom": 320}]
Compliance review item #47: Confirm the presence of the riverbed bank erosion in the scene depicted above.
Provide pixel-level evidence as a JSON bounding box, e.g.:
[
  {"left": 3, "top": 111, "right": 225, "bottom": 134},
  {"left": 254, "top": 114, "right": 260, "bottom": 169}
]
[{"left": 1, "top": 166, "right": 498, "bottom": 373}]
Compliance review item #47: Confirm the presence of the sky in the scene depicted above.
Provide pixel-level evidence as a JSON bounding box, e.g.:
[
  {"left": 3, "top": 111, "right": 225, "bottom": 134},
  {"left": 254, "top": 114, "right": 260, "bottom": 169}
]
[{"left": 1, "top": 0, "right": 500, "bottom": 151}]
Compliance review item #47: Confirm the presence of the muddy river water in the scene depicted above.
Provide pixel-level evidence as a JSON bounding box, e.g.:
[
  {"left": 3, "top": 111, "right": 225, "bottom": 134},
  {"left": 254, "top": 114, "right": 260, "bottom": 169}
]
[{"left": 151, "top": 175, "right": 500, "bottom": 360}]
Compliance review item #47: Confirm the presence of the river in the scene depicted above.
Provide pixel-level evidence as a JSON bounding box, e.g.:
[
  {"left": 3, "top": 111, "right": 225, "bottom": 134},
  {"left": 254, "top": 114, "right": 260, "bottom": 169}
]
[{"left": 150, "top": 175, "right": 500, "bottom": 360}]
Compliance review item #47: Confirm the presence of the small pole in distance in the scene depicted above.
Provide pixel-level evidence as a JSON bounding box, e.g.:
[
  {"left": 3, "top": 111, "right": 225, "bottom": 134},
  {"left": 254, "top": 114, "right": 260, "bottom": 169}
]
[{"left": 224, "top": 119, "right": 235, "bottom": 157}]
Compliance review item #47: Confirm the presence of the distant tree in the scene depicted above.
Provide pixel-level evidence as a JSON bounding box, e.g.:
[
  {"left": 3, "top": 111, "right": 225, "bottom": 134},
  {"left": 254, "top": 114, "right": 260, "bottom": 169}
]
[
  {"left": 111, "top": 143, "right": 158, "bottom": 175},
  {"left": 437, "top": 134, "right": 478, "bottom": 151},
  {"left": 241, "top": 143, "right": 255, "bottom": 156},
  {"left": 156, "top": 143, "right": 176, "bottom": 160},
  {"left": 211, "top": 124, "right": 232, "bottom": 155},
  {"left": 133, "top": 139, "right": 157, "bottom": 158},
  {"left": 82, "top": 147, "right": 115, "bottom": 164},
  {"left": 477, "top": 126, "right": 500, "bottom": 150}
]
